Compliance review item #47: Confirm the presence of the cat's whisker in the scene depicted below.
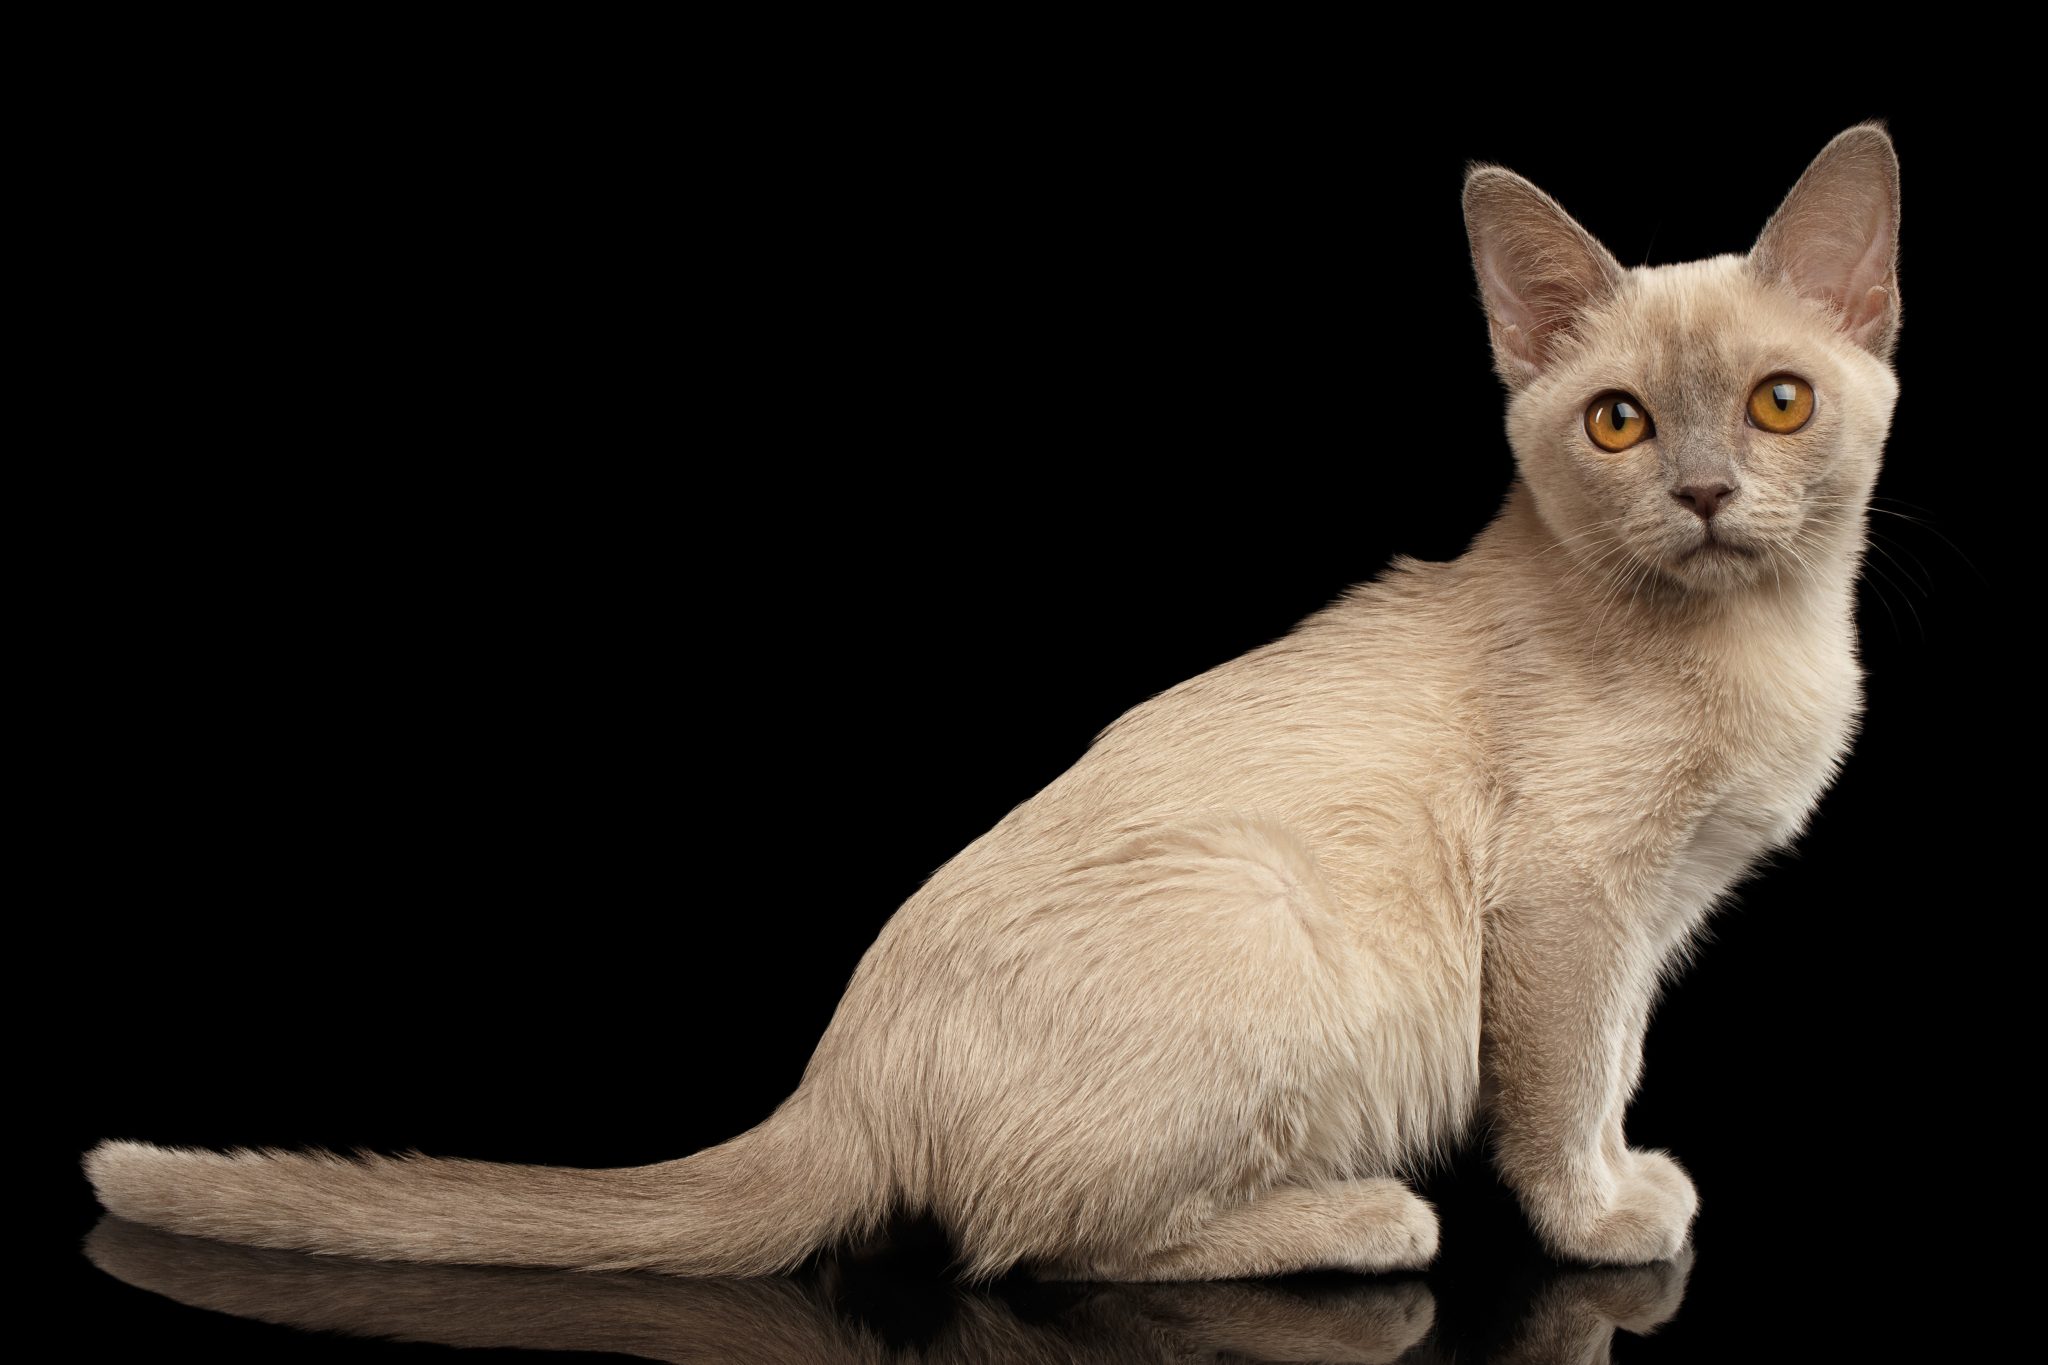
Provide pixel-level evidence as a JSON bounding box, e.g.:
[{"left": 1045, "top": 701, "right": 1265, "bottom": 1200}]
[
  {"left": 1557, "top": 540, "right": 1642, "bottom": 626},
  {"left": 1528, "top": 522, "right": 1629, "bottom": 574},
  {"left": 1580, "top": 543, "right": 1658, "bottom": 648},
  {"left": 1809, "top": 493, "right": 1979, "bottom": 590},
  {"left": 1862, "top": 532, "right": 1933, "bottom": 599},
  {"left": 1869, "top": 493, "right": 1947, "bottom": 518},
  {"left": 1857, "top": 554, "right": 1925, "bottom": 643}
]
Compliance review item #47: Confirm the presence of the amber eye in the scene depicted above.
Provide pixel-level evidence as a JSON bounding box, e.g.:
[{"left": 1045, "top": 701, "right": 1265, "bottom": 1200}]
[
  {"left": 1585, "top": 392, "right": 1654, "bottom": 453},
  {"left": 1748, "top": 375, "right": 1815, "bottom": 433}
]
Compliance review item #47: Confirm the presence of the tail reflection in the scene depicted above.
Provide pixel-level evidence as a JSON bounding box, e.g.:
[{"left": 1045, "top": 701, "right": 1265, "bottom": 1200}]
[{"left": 86, "top": 1213, "right": 1687, "bottom": 1363}]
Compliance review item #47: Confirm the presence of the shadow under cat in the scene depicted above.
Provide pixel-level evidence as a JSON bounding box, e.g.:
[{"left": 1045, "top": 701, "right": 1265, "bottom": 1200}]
[{"left": 82, "top": 1206, "right": 1691, "bottom": 1364}]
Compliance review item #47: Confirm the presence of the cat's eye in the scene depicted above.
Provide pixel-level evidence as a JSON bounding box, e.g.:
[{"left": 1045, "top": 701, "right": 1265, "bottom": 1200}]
[
  {"left": 1747, "top": 375, "right": 1815, "bottom": 433},
  {"left": 1584, "top": 392, "right": 1655, "bottom": 453}
]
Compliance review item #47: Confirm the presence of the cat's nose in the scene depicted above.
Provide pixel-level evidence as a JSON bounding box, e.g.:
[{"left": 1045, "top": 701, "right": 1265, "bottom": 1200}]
[{"left": 1671, "top": 483, "right": 1737, "bottom": 521}]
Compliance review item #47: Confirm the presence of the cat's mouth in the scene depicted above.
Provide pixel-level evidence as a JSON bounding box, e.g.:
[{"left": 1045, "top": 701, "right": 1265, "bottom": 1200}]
[{"left": 1676, "top": 532, "right": 1759, "bottom": 563}]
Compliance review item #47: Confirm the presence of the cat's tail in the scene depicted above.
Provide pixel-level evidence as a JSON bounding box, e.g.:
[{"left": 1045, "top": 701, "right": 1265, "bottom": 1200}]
[{"left": 81, "top": 1087, "right": 888, "bottom": 1277}]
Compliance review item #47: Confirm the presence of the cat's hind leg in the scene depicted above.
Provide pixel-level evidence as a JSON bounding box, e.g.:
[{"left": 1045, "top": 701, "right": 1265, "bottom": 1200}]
[
  {"left": 842, "top": 809, "right": 1479, "bottom": 1285},
  {"left": 1030, "top": 1178, "right": 1439, "bottom": 1282}
]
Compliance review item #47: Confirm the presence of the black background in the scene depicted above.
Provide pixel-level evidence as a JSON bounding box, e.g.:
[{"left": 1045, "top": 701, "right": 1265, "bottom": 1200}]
[{"left": 38, "top": 38, "right": 2020, "bottom": 1365}]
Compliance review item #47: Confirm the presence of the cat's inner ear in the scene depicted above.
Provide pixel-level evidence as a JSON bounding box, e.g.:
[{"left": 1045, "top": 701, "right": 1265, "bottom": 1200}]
[
  {"left": 1747, "top": 122, "right": 1902, "bottom": 359},
  {"left": 1462, "top": 168, "right": 1627, "bottom": 389}
]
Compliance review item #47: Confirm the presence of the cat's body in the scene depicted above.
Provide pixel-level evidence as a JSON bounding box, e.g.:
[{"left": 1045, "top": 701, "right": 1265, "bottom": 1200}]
[{"left": 86, "top": 123, "right": 1901, "bottom": 1283}]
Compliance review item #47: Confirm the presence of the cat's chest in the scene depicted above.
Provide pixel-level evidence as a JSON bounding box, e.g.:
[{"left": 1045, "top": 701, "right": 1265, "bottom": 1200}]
[
  {"left": 1496, "top": 608, "right": 1864, "bottom": 912},
  {"left": 1650, "top": 618, "right": 1865, "bottom": 903}
]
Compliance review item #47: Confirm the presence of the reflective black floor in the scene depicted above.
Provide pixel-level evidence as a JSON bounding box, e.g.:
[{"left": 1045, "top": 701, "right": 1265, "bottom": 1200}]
[{"left": 79, "top": 1212, "right": 1686, "bottom": 1364}]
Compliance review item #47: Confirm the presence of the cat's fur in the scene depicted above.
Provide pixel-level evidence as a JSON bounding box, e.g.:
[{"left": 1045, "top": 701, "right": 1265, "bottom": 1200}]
[{"left": 85, "top": 122, "right": 1902, "bottom": 1282}]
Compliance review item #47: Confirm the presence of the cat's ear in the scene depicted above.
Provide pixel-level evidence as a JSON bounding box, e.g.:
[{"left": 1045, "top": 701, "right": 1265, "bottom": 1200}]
[
  {"left": 1747, "top": 121, "right": 1902, "bottom": 360},
  {"left": 1462, "top": 166, "right": 1628, "bottom": 390}
]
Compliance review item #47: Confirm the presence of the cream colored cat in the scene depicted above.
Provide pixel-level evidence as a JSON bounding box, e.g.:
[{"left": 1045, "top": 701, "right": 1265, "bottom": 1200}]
[{"left": 85, "top": 121, "right": 1902, "bottom": 1283}]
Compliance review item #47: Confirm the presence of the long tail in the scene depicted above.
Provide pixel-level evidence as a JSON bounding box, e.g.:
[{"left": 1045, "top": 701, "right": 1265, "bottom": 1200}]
[{"left": 82, "top": 1087, "right": 887, "bottom": 1276}]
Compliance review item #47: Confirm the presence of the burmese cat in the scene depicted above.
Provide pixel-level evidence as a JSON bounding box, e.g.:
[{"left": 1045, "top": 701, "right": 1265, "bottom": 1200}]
[{"left": 86, "top": 121, "right": 1902, "bottom": 1283}]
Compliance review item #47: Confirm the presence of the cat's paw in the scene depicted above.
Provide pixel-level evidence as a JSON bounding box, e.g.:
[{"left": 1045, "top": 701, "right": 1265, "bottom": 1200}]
[
  {"left": 1624, "top": 1148, "right": 1698, "bottom": 1223},
  {"left": 1339, "top": 1183, "right": 1442, "bottom": 1273},
  {"left": 1536, "top": 1149, "right": 1698, "bottom": 1266}
]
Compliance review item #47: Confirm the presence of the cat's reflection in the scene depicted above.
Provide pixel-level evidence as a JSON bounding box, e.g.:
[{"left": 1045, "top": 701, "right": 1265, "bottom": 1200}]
[
  {"left": 85, "top": 1214, "right": 1689, "bottom": 1363},
  {"left": 1481, "top": 1255, "right": 1693, "bottom": 1365}
]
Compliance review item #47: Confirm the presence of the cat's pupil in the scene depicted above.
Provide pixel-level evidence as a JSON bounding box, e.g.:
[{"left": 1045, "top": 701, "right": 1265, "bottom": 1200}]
[
  {"left": 1613, "top": 402, "right": 1637, "bottom": 429},
  {"left": 1772, "top": 383, "right": 1794, "bottom": 411}
]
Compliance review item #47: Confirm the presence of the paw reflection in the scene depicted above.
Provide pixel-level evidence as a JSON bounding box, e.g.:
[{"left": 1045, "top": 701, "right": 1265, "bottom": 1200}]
[{"left": 1473, "top": 1246, "right": 1694, "bottom": 1364}]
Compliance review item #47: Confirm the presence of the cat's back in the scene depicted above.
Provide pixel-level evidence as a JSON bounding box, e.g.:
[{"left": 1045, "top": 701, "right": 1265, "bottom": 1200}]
[
  {"left": 812, "top": 554, "right": 1494, "bottom": 1029},
  {"left": 953, "top": 553, "right": 1487, "bottom": 880}
]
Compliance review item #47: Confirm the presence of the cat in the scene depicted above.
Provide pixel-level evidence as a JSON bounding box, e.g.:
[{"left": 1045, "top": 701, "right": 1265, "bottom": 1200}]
[{"left": 85, "top": 120, "right": 1902, "bottom": 1284}]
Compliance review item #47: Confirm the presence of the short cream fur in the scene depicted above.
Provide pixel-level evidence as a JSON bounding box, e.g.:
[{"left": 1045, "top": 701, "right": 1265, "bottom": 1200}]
[{"left": 86, "top": 122, "right": 1903, "bottom": 1282}]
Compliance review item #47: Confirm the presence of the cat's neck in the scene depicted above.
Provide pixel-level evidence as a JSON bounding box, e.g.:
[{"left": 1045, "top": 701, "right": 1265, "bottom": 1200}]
[{"left": 1468, "top": 479, "right": 1866, "bottom": 659}]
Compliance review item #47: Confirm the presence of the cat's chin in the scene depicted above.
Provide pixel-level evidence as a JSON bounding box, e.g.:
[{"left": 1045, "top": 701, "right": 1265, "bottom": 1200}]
[
  {"left": 1655, "top": 535, "right": 1769, "bottom": 594},
  {"left": 1680, "top": 561, "right": 1767, "bottom": 597}
]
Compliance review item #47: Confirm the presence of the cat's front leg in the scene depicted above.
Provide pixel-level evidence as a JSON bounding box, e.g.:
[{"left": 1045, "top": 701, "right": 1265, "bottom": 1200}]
[{"left": 1481, "top": 902, "right": 1699, "bottom": 1265}]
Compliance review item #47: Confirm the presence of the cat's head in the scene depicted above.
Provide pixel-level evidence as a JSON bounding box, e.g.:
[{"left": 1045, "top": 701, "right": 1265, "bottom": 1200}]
[{"left": 1462, "top": 122, "right": 1901, "bottom": 597}]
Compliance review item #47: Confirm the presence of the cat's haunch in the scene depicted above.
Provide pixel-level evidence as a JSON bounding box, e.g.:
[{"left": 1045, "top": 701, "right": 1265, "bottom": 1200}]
[{"left": 86, "top": 121, "right": 1901, "bottom": 1282}]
